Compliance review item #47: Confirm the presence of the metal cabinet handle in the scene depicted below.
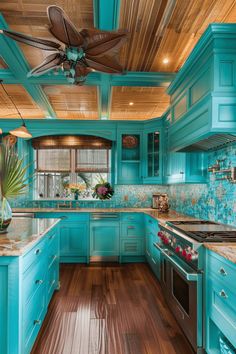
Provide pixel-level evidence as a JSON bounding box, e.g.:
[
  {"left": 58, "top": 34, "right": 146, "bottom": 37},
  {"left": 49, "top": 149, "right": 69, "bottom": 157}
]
[
  {"left": 34, "top": 319, "right": 41, "bottom": 325},
  {"left": 60, "top": 216, "right": 67, "bottom": 220},
  {"left": 219, "top": 290, "right": 228, "bottom": 299},
  {"left": 52, "top": 255, "right": 57, "bottom": 261},
  {"left": 180, "top": 171, "right": 184, "bottom": 174},
  {"left": 35, "top": 279, "right": 43, "bottom": 285},
  {"left": 128, "top": 226, "right": 135, "bottom": 229},
  {"left": 34, "top": 248, "right": 41, "bottom": 255},
  {"left": 51, "top": 279, "right": 56, "bottom": 286},
  {"left": 219, "top": 267, "right": 227, "bottom": 276},
  {"left": 49, "top": 234, "right": 55, "bottom": 240}
]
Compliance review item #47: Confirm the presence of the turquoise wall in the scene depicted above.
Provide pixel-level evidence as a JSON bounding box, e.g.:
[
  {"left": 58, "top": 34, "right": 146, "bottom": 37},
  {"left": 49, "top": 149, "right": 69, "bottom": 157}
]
[{"left": 169, "top": 142, "right": 236, "bottom": 226}]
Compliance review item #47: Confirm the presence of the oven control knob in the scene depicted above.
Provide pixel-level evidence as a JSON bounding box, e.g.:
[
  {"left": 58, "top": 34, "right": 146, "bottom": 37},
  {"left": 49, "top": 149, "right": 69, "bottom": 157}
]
[
  {"left": 175, "top": 246, "right": 181, "bottom": 253},
  {"left": 182, "top": 249, "right": 187, "bottom": 258},
  {"left": 157, "top": 231, "right": 163, "bottom": 238},
  {"left": 186, "top": 253, "right": 192, "bottom": 261},
  {"left": 190, "top": 252, "right": 198, "bottom": 261}
]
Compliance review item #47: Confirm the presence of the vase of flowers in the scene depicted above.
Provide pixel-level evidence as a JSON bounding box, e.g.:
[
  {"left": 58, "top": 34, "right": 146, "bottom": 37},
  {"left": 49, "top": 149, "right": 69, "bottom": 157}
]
[
  {"left": 66, "top": 183, "right": 86, "bottom": 200},
  {"left": 92, "top": 177, "right": 114, "bottom": 200},
  {"left": 0, "top": 142, "right": 28, "bottom": 233}
]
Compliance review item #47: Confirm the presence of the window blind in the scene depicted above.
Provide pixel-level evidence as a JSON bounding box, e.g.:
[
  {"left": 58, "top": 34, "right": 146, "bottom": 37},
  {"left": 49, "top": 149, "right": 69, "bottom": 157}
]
[
  {"left": 76, "top": 149, "right": 110, "bottom": 172},
  {"left": 36, "top": 149, "right": 71, "bottom": 172}
]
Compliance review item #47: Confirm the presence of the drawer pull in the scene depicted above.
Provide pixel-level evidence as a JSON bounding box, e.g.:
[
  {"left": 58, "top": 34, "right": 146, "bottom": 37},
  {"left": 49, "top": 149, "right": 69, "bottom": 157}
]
[
  {"left": 52, "top": 255, "right": 57, "bottom": 261},
  {"left": 128, "top": 226, "right": 135, "bottom": 229},
  {"left": 34, "top": 319, "right": 41, "bottom": 326},
  {"left": 34, "top": 248, "right": 41, "bottom": 255},
  {"left": 60, "top": 216, "right": 67, "bottom": 220},
  {"left": 51, "top": 279, "right": 56, "bottom": 286},
  {"left": 35, "top": 279, "right": 43, "bottom": 285},
  {"left": 49, "top": 234, "right": 55, "bottom": 240},
  {"left": 219, "top": 290, "right": 228, "bottom": 299},
  {"left": 219, "top": 267, "right": 227, "bottom": 276}
]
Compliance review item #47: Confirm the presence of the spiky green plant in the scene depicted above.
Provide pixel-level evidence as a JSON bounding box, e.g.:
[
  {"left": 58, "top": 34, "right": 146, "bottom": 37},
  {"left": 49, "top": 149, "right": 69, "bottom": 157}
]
[{"left": 0, "top": 143, "right": 29, "bottom": 200}]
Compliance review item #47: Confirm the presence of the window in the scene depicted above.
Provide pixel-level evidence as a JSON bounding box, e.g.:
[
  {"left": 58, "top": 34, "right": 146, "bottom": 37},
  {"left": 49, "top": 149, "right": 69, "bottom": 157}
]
[{"left": 35, "top": 148, "right": 111, "bottom": 199}]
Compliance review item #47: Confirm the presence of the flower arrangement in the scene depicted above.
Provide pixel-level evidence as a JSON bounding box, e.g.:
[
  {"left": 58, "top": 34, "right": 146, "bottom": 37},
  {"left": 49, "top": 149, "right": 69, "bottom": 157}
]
[
  {"left": 92, "top": 178, "right": 114, "bottom": 200},
  {"left": 65, "top": 183, "right": 86, "bottom": 200}
]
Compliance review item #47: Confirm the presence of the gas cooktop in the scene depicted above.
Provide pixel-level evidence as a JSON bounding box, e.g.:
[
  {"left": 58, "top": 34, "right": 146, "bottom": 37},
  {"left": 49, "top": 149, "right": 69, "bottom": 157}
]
[{"left": 167, "top": 220, "right": 236, "bottom": 243}]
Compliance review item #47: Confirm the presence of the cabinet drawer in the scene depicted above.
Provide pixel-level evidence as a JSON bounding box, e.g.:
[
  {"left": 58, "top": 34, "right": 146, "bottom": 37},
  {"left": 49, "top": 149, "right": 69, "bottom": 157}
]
[
  {"left": 208, "top": 252, "right": 236, "bottom": 292},
  {"left": 120, "top": 238, "right": 144, "bottom": 256},
  {"left": 23, "top": 238, "right": 47, "bottom": 273},
  {"left": 145, "top": 215, "right": 158, "bottom": 233},
  {"left": 36, "top": 212, "right": 89, "bottom": 222},
  {"left": 121, "top": 223, "right": 144, "bottom": 238},
  {"left": 209, "top": 279, "right": 236, "bottom": 348},
  {"left": 23, "top": 283, "right": 46, "bottom": 354},
  {"left": 120, "top": 213, "right": 143, "bottom": 223},
  {"left": 23, "top": 258, "right": 47, "bottom": 305}
]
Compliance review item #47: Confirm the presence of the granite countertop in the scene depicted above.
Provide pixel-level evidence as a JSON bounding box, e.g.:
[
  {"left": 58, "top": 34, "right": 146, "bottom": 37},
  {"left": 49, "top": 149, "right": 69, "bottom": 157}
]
[
  {"left": 0, "top": 218, "right": 60, "bottom": 256},
  {"left": 13, "top": 207, "right": 196, "bottom": 222},
  {"left": 204, "top": 243, "right": 236, "bottom": 264}
]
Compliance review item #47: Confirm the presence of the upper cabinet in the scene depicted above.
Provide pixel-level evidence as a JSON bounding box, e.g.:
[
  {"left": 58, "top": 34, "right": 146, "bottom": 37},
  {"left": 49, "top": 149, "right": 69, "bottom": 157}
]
[
  {"left": 117, "top": 129, "right": 143, "bottom": 184},
  {"left": 166, "top": 24, "right": 236, "bottom": 152},
  {"left": 143, "top": 127, "right": 163, "bottom": 184}
]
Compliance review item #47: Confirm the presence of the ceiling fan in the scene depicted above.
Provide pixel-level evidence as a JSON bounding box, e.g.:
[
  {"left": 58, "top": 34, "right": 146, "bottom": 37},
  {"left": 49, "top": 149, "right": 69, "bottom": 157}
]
[{"left": 0, "top": 6, "right": 128, "bottom": 85}]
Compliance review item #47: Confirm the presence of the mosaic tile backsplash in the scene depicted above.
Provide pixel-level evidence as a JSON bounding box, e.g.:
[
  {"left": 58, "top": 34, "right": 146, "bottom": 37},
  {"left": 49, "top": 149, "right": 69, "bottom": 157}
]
[
  {"left": 12, "top": 142, "right": 236, "bottom": 226},
  {"left": 169, "top": 142, "right": 236, "bottom": 226}
]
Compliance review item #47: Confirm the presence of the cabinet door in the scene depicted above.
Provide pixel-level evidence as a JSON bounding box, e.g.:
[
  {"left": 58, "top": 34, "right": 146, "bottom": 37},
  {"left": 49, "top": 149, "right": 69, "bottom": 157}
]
[
  {"left": 117, "top": 131, "right": 142, "bottom": 184},
  {"left": 120, "top": 238, "right": 144, "bottom": 256},
  {"left": 90, "top": 222, "right": 119, "bottom": 256},
  {"left": 143, "top": 129, "right": 162, "bottom": 183},
  {"left": 185, "top": 152, "right": 207, "bottom": 183},
  {"left": 166, "top": 152, "right": 186, "bottom": 184},
  {"left": 60, "top": 222, "right": 88, "bottom": 257}
]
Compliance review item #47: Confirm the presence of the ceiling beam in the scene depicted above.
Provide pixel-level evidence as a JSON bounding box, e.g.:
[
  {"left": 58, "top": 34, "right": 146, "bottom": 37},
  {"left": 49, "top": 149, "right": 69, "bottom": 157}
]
[
  {"left": 98, "top": 75, "right": 112, "bottom": 120},
  {"left": 0, "top": 15, "right": 57, "bottom": 118},
  {"left": 93, "top": 0, "right": 121, "bottom": 30}
]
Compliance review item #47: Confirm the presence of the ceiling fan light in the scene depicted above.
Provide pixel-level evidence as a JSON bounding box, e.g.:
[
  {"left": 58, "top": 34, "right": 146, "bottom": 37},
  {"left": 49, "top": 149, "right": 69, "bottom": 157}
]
[{"left": 9, "top": 123, "right": 32, "bottom": 138}]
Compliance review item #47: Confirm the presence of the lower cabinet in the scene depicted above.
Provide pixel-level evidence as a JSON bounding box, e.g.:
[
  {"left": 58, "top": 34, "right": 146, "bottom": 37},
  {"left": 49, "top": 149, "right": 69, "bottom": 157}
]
[
  {"left": 205, "top": 250, "right": 236, "bottom": 353},
  {"left": 145, "top": 215, "right": 161, "bottom": 279},
  {"left": 0, "top": 224, "right": 60, "bottom": 354},
  {"left": 90, "top": 221, "right": 120, "bottom": 259}
]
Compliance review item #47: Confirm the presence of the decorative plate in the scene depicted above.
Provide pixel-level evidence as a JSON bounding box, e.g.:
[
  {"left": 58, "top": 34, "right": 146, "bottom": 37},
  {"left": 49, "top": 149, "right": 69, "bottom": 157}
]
[{"left": 122, "top": 135, "right": 138, "bottom": 149}]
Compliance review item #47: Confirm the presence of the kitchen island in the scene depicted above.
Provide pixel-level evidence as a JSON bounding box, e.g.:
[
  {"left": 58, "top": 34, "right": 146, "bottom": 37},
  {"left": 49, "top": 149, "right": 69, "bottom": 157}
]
[{"left": 0, "top": 218, "right": 60, "bottom": 354}]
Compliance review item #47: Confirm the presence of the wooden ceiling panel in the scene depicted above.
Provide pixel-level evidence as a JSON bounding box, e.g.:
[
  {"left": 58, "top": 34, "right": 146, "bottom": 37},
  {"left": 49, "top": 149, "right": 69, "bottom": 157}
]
[
  {"left": 0, "top": 84, "right": 45, "bottom": 119},
  {"left": 119, "top": 0, "right": 236, "bottom": 72},
  {"left": 0, "top": 0, "right": 94, "bottom": 68},
  {"left": 110, "top": 86, "right": 170, "bottom": 120},
  {"left": 43, "top": 85, "right": 98, "bottom": 120}
]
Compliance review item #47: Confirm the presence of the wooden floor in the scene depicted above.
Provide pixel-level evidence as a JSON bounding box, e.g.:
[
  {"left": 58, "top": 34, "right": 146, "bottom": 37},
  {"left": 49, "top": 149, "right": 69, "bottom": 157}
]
[{"left": 32, "top": 263, "right": 194, "bottom": 354}]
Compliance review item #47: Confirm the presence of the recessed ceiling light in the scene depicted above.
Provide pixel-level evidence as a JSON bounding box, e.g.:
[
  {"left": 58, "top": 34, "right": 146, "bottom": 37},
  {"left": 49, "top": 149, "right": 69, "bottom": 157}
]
[
  {"left": 163, "top": 58, "right": 169, "bottom": 64},
  {"left": 129, "top": 102, "right": 134, "bottom": 106}
]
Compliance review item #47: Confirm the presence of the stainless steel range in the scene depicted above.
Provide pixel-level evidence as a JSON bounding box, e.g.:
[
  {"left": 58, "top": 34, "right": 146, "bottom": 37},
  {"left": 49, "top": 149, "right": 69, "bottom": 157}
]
[{"left": 154, "top": 219, "right": 236, "bottom": 354}]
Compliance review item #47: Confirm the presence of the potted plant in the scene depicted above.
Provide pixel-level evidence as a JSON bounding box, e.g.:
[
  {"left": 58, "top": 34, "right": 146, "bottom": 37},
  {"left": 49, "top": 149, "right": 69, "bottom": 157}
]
[
  {"left": 92, "top": 176, "right": 114, "bottom": 200},
  {"left": 0, "top": 142, "right": 29, "bottom": 233}
]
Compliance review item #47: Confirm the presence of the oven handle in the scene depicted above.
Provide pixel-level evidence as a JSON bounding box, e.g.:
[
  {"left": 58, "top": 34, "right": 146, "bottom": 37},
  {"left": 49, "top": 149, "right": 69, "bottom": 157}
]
[{"left": 154, "top": 243, "right": 199, "bottom": 282}]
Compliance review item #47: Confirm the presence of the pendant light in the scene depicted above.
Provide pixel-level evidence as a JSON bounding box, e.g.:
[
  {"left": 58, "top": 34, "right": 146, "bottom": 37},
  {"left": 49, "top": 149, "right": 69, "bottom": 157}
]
[{"left": 0, "top": 80, "right": 32, "bottom": 138}]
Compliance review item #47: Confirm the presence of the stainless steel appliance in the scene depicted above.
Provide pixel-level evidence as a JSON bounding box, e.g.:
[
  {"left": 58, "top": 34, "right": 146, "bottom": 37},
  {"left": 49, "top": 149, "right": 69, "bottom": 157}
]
[{"left": 155, "top": 220, "right": 236, "bottom": 354}]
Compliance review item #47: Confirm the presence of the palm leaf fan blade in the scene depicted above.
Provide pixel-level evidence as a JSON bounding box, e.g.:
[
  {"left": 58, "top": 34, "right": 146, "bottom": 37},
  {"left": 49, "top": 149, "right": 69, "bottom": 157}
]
[
  {"left": 1, "top": 29, "right": 61, "bottom": 51},
  {"left": 47, "top": 5, "right": 83, "bottom": 46},
  {"left": 29, "top": 53, "right": 65, "bottom": 77},
  {"left": 85, "top": 30, "right": 128, "bottom": 57},
  {"left": 86, "top": 55, "right": 124, "bottom": 73}
]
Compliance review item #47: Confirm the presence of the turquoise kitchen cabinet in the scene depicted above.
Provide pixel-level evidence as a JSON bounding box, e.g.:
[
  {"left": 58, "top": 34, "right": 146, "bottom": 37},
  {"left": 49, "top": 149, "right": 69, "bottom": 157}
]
[
  {"left": 145, "top": 215, "right": 161, "bottom": 279},
  {"left": 35, "top": 213, "right": 89, "bottom": 263},
  {"left": 143, "top": 124, "right": 163, "bottom": 184},
  {"left": 205, "top": 250, "right": 236, "bottom": 353},
  {"left": 90, "top": 221, "right": 120, "bottom": 259},
  {"left": 60, "top": 222, "right": 88, "bottom": 263},
  {"left": 117, "top": 129, "right": 143, "bottom": 184},
  {"left": 166, "top": 152, "right": 207, "bottom": 184},
  {"left": 0, "top": 223, "right": 60, "bottom": 354},
  {"left": 120, "top": 213, "right": 145, "bottom": 262}
]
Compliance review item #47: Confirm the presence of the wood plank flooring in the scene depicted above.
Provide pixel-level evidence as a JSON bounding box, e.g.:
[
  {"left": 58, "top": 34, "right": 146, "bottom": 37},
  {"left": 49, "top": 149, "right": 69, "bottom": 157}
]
[{"left": 32, "top": 263, "right": 194, "bottom": 354}]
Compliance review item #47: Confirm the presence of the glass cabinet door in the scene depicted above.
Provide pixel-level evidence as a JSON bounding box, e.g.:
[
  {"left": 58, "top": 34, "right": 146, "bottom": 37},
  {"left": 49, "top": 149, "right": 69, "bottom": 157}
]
[{"left": 147, "top": 131, "right": 160, "bottom": 177}]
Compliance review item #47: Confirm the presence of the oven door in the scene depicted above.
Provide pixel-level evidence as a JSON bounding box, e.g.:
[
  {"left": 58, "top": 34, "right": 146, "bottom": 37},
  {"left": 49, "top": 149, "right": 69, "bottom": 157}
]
[{"left": 155, "top": 244, "right": 203, "bottom": 352}]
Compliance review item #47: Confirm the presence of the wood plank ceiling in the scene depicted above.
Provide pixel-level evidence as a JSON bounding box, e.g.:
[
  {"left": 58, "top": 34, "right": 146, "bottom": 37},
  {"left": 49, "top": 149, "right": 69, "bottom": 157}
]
[
  {"left": 0, "top": 84, "right": 45, "bottom": 119},
  {"left": 0, "top": 0, "right": 236, "bottom": 120}
]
